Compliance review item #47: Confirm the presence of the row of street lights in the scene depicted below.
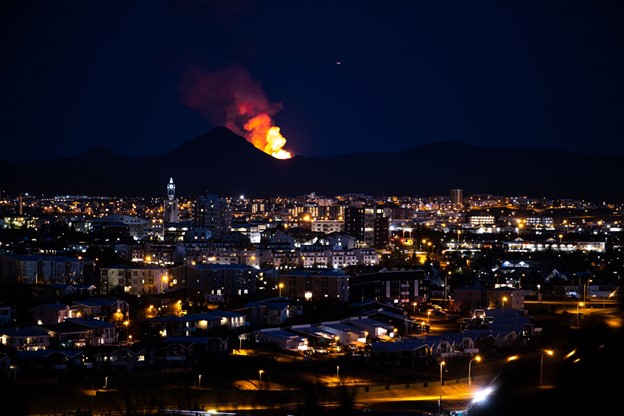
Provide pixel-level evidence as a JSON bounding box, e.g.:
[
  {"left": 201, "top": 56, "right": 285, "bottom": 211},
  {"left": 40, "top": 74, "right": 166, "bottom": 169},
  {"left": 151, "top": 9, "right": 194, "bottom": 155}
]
[{"left": 462, "top": 349, "right": 554, "bottom": 393}]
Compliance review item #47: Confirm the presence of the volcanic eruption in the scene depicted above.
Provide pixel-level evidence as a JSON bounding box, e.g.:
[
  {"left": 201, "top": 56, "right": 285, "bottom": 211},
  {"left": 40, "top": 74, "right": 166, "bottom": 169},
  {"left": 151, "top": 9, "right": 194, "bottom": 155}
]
[{"left": 179, "top": 65, "right": 293, "bottom": 159}]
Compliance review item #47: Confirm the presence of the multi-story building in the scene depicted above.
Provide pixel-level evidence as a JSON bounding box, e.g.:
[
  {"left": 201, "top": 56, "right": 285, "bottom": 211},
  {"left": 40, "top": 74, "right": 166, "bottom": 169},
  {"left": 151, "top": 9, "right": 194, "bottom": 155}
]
[
  {"left": 344, "top": 206, "right": 389, "bottom": 248},
  {"left": 524, "top": 216, "right": 555, "bottom": 230},
  {"left": 100, "top": 265, "right": 178, "bottom": 295},
  {"left": 278, "top": 268, "right": 350, "bottom": 302},
  {"left": 349, "top": 269, "right": 427, "bottom": 305},
  {"left": 185, "top": 263, "right": 259, "bottom": 298},
  {"left": 310, "top": 220, "right": 344, "bottom": 234},
  {"left": 0, "top": 254, "right": 90, "bottom": 285},
  {"left": 193, "top": 193, "right": 232, "bottom": 239},
  {"left": 450, "top": 188, "right": 464, "bottom": 208}
]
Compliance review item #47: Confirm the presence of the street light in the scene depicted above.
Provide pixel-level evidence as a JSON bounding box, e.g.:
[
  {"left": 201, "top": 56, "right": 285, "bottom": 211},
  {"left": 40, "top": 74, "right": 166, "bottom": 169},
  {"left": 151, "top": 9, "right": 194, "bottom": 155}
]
[
  {"left": 604, "top": 291, "right": 615, "bottom": 309},
  {"left": 427, "top": 310, "right": 431, "bottom": 325},
  {"left": 468, "top": 355, "right": 481, "bottom": 386},
  {"left": 336, "top": 365, "right": 340, "bottom": 384},
  {"left": 576, "top": 302, "right": 584, "bottom": 325},
  {"left": 539, "top": 349, "right": 554, "bottom": 386},
  {"left": 439, "top": 361, "right": 446, "bottom": 414},
  {"left": 278, "top": 282, "right": 284, "bottom": 297},
  {"left": 123, "top": 320, "right": 130, "bottom": 344},
  {"left": 502, "top": 296, "right": 507, "bottom": 309},
  {"left": 198, "top": 374, "right": 202, "bottom": 389},
  {"left": 413, "top": 302, "right": 418, "bottom": 316},
  {"left": 258, "top": 369, "right": 264, "bottom": 389}
]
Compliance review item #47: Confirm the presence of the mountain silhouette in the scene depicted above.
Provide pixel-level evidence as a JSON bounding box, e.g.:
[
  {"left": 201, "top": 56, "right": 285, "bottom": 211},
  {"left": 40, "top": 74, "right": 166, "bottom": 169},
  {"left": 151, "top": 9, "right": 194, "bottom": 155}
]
[{"left": 0, "top": 126, "right": 622, "bottom": 202}]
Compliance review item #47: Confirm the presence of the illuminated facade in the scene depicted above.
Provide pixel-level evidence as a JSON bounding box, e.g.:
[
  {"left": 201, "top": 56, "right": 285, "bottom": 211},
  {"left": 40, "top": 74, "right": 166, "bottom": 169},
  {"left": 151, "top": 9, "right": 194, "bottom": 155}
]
[
  {"left": 164, "top": 177, "right": 179, "bottom": 223},
  {"left": 279, "top": 268, "right": 350, "bottom": 302},
  {"left": 344, "top": 206, "right": 389, "bottom": 248},
  {"left": 450, "top": 188, "right": 464, "bottom": 208},
  {"left": 192, "top": 193, "right": 232, "bottom": 239}
]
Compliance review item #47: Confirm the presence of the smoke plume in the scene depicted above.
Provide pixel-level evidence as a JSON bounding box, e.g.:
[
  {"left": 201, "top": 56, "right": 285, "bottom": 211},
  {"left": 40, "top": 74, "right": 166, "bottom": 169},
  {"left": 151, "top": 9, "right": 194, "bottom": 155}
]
[{"left": 179, "top": 65, "right": 292, "bottom": 159}]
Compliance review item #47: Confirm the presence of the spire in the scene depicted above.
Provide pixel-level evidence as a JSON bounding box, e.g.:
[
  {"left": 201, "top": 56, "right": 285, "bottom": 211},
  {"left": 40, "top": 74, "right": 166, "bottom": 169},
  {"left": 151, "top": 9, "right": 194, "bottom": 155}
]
[{"left": 167, "top": 177, "right": 175, "bottom": 200}]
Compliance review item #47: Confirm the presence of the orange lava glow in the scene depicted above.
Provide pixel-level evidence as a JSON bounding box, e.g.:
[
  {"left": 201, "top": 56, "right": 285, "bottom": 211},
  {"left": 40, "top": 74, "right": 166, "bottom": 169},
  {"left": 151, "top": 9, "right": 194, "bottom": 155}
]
[{"left": 243, "top": 113, "right": 292, "bottom": 159}]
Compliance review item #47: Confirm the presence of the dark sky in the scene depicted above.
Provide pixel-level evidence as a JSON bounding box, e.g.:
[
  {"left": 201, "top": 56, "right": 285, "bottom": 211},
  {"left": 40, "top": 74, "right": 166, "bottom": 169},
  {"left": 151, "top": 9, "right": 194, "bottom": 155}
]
[{"left": 1, "top": 0, "right": 623, "bottom": 161}]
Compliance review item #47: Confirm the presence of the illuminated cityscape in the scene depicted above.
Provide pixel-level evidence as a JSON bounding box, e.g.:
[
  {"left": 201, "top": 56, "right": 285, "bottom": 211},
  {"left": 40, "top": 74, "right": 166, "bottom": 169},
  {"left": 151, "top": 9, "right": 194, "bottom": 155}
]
[
  {"left": 0, "top": 184, "right": 622, "bottom": 415},
  {"left": 3, "top": 1, "right": 623, "bottom": 414}
]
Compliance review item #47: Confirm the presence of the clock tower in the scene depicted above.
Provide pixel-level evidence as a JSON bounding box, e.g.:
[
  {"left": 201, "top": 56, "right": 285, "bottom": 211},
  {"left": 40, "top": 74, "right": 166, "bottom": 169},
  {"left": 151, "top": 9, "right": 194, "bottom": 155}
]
[{"left": 164, "top": 177, "right": 179, "bottom": 223}]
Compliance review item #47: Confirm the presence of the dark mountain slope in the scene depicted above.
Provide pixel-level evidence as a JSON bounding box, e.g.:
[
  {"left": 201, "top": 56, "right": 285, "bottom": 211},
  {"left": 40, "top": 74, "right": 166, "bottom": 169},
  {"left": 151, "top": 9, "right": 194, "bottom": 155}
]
[{"left": 0, "top": 127, "right": 622, "bottom": 202}]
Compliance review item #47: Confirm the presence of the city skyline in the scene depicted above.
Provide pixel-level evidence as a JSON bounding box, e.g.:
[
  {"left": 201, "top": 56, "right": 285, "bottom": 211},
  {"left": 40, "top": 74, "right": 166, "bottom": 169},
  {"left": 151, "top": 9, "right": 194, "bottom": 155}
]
[{"left": 2, "top": 0, "right": 623, "bottom": 162}]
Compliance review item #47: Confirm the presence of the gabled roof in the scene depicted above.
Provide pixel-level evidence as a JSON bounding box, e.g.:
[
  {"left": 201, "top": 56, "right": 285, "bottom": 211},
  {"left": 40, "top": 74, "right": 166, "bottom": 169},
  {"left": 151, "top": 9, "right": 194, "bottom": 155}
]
[
  {"left": 36, "top": 303, "right": 71, "bottom": 312},
  {"left": 72, "top": 298, "right": 120, "bottom": 307},
  {"left": 164, "top": 336, "right": 226, "bottom": 345},
  {"left": 62, "top": 318, "right": 115, "bottom": 329},
  {"left": 192, "top": 264, "right": 257, "bottom": 271},
  {"left": 0, "top": 326, "right": 50, "bottom": 337},
  {"left": 366, "top": 308, "right": 409, "bottom": 321},
  {"left": 371, "top": 338, "right": 433, "bottom": 352},
  {"left": 15, "top": 349, "right": 83, "bottom": 359}
]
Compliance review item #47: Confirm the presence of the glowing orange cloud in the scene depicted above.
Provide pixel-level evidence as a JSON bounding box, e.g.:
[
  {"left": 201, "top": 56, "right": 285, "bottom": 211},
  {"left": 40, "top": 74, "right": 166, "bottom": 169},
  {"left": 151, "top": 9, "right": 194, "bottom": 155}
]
[
  {"left": 243, "top": 113, "right": 292, "bottom": 159},
  {"left": 179, "top": 65, "right": 293, "bottom": 159}
]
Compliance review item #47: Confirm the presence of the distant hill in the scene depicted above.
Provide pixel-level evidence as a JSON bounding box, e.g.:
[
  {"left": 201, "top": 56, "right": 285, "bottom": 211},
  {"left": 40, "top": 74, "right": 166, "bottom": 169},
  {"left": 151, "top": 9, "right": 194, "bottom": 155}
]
[{"left": 1, "top": 126, "right": 623, "bottom": 202}]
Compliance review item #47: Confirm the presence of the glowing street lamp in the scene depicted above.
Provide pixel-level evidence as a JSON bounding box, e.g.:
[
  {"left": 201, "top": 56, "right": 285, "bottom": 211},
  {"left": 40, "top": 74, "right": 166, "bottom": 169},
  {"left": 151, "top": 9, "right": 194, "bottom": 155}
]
[
  {"left": 123, "top": 320, "right": 130, "bottom": 344},
  {"left": 336, "top": 365, "right": 340, "bottom": 384},
  {"left": 468, "top": 355, "right": 481, "bottom": 386},
  {"left": 427, "top": 310, "right": 431, "bottom": 325},
  {"left": 439, "top": 361, "right": 446, "bottom": 414},
  {"left": 539, "top": 349, "right": 554, "bottom": 386},
  {"left": 576, "top": 302, "right": 584, "bottom": 325},
  {"left": 258, "top": 370, "right": 264, "bottom": 389},
  {"left": 502, "top": 296, "right": 508, "bottom": 309},
  {"left": 604, "top": 291, "right": 615, "bottom": 309},
  {"left": 278, "top": 282, "right": 284, "bottom": 297}
]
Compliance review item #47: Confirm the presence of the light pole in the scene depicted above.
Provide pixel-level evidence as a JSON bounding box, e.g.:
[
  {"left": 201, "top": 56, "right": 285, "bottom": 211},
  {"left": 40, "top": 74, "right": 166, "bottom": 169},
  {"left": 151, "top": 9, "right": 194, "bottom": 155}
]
[
  {"left": 468, "top": 355, "right": 481, "bottom": 386},
  {"left": 278, "top": 282, "right": 284, "bottom": 297},
  {"left": 198, "top": 374, "right": 202, "bottom": 389},
  {"left": 576, "top": 302, "right": 584, "bottom": 325},
  {"left": 439, "top": 361, "right": 445, "bottom": 414},
  {"left": 104, "top": 376, "right": 108, "bottom": 389},
  {"left": 603, "top": 291, "right": 615, "bottom": 309},
  {"left": 444, "top": 271, "right": 450, "bottom": 310},
  {"left": 539, "top": 349, "right": 554, "bottom": 386},
  {"left": 336, "top": 365, "right": 340, "bottom": 384},
  {"left": 413, "top": 302, "right": 418, "bottom": 317},
  {"left": 427, "top": 310, "right": 431, "bottom": 325},
  {"left": 258, "top": 370, "right": 264, "bottom": 389},
  {"left": 502, "top": 296, "right": 507, "bottom": 309}
]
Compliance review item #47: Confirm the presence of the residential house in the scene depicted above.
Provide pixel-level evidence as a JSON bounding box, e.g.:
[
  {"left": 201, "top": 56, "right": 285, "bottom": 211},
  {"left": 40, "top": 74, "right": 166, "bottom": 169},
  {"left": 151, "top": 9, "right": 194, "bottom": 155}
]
[{"left": 0, "top": 327, "right": 50, "bottom": 351}]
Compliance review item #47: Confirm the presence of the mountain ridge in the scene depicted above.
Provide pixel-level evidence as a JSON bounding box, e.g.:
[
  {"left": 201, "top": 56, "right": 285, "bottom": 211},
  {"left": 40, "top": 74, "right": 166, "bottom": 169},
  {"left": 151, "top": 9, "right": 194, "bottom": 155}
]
[{"left": 1, "top": 126, "right": 622, "bottom": 202}]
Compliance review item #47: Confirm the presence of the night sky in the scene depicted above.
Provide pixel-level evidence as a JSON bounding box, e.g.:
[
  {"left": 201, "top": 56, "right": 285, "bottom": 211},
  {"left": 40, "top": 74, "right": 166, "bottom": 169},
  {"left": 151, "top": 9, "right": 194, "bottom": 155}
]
[{"left": 2, "top": 0, "right": 623, "bottom": 161}]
